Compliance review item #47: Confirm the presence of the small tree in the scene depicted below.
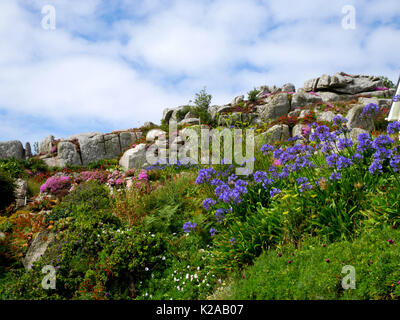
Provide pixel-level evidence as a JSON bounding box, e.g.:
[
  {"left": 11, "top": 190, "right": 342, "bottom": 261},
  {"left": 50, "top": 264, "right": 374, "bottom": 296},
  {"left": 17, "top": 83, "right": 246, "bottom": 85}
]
[
  {"left": 247, "top": 87, "right": 260, "bottom": 103},
  {"left": 193, "top": 87, "right": 212, "bottom": 110},
  {"left": 380, "top": 76, "right": 395, "bottom": 88}
]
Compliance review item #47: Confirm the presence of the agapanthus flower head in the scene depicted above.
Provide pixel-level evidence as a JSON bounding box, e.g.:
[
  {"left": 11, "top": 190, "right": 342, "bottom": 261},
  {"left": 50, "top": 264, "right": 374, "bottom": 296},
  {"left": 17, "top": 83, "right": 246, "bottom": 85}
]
[
  {"left": 196, "top": 168, "right": 216, "bottom": 184},
  {"left": 183, "top": 221, "right": 197, "bottom": 233},
  {"left": 215, "top": 208, "right": 226, "bottom": 223},
  {"left": 270, "top": 188, "right": 281, "bottom": 198},
  {"left": 393, "top": 95, "right": 400, "bottom": 102},
  {"left": 387, "top": 121, "right": 400, "bottom": 135},
  {"left": 357, "top": 133, "right": 373, "bottom": 153},
  {"left": 210, "top": 228, "right": 217, "bottom": 236},
  {"left": 203, "top": 198, "right": 217, "bottom": 211},
  {"left": 372, "top": 135, "right": 394, "bottom": 149},
  {"left": 337, "top": 138, "right": 353, "bottom": 151},
  {"left": 360, "top": 103, "right": 380, "bottom": 118},
  {"left": 329, "top": 172, "right": 341, "bottom": 181},
  {"left": 310, "top": 125, "right": 334, "bottom": 142},
  {"left": 332, "top": 115, "right": 348, "bottom": 127},
  {"left": 390, "top": 155, "right": 400, "bottom": 172},
  {"left": 261, "top": 144, "right": 274, "bottom": 154},
  {"left": 296, "top": 177, "right": 313, "bottom": 192},
  {"left": 368, "top": 159, "right": 383, "bottom": 174}
]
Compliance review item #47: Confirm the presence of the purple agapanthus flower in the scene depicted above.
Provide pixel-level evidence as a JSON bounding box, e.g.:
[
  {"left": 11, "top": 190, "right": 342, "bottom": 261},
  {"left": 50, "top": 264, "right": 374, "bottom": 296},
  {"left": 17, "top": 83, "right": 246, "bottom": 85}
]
[
  {"left": 270, "top": 188, "right": 281, "bottom": 198},
  {"left": 388, "top": 121, "right": 400, "bottom": 135},
  {"left": 203, "top": 198, "right": 217, "bottom": 211},
  {"left": 183, "top": 221, "right": 197, "bottom": 233},
  {"left": 360, "top": 103, "right": 380, "bottom": 118}
]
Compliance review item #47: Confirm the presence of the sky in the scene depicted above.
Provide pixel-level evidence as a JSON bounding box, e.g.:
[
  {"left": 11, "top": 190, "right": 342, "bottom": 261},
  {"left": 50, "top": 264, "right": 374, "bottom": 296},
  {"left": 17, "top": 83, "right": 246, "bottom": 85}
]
[{"left": 0, "top": 0, "right": 399, "bottom": 145}]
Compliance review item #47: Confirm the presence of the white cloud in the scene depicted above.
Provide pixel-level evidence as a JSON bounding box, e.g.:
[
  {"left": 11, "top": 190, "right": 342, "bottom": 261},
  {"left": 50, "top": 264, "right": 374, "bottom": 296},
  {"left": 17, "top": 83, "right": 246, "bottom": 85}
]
[{"left": 0, "top": 0, "right": 399, "bottom": 144}]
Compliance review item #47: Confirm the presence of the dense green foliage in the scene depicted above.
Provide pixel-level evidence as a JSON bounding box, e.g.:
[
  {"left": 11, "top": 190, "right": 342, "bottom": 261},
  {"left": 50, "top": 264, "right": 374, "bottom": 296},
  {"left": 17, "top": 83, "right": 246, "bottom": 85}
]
[
  {"left": 219, "top": 225, "right": 400, "bottom": 300},
  {"left": 46, "top": 181, "right": 111, "bottom": 222},
  {"left": 0, "top": 171, "right": 14, "bottom": 211},
  {"left": 247, "top": 88, "right": 260, "bottom": 103}
]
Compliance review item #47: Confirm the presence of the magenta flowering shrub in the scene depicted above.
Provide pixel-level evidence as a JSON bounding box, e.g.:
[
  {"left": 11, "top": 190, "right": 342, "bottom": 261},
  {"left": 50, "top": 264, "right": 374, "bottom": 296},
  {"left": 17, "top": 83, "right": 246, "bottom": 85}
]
[
  {"left": 40, "top": 176, "right": 72, "bottom": 196},
  {"left": 107, "top": 170, "right": 125, "bottom": 187},
  {"left": 77, "top": 170, "right": 109, "bottom": 184},
  {"left": 137, "top": 170, "right": 148, "bottom": 181}
]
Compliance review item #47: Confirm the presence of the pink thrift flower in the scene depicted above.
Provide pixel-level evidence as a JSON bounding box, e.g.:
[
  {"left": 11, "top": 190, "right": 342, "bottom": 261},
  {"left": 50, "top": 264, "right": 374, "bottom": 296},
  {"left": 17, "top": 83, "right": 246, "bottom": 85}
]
[{"left": 273, "top": 159, "right": 281, "bottom": 166}]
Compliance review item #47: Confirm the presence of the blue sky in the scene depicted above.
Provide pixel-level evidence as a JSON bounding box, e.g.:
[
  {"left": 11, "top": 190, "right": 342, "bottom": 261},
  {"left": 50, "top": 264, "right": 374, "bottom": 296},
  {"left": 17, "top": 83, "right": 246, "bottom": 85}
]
[{"left": 0, "top": 0, "right": 399, "bottom": 145}]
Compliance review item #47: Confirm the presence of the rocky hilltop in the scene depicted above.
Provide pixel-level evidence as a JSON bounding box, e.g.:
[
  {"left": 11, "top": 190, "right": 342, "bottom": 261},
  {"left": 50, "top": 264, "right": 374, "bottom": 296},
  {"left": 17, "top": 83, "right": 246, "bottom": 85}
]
[{"left": 0, "top": 72, "right": 396, "bottom": 169}]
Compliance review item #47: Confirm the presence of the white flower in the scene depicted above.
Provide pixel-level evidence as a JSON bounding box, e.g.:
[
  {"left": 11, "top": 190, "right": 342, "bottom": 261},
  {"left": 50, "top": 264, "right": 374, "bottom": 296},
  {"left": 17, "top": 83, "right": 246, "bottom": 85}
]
[
  {"left": 186, "top": 273, "right": 189, "bottom": 279},
  {"left": 162, "top": 256, "right": 166, "bottom": 260},
  {"left": 145, "top": 267, "right": 149, "bottom": 271}
]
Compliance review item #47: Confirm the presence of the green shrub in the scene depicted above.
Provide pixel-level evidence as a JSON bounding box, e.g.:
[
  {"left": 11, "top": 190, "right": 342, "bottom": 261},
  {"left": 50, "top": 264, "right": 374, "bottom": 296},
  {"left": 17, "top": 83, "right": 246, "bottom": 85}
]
[
  {"left": 193, "top": 87, "right": 212, "bottom": 110},
  {"left": 47, "top": 181, "right": 111, "bottom": 222},
  {"left": 0, "top": 159, "right": 25, "bottom": 179},
  {"left": 380, "top": 76, "right": 395, "bottom": 89},
  {"left": 175, "top": 105, "right": 192, "bottom": 122},
  {"left": 0, "top": 158, "right": 48, "bottom": 179},
  {"left": 85, "top": 159, "right": 119, "bottom": 170},
  {"left": 247, "top": 88, "right": 260, "bottom": 103},
  {"left": 219, "top": 225, "right": 400, "bottom": 300},
  {"left": 0, "top": 171, "right": 14, "bottom": 211}
]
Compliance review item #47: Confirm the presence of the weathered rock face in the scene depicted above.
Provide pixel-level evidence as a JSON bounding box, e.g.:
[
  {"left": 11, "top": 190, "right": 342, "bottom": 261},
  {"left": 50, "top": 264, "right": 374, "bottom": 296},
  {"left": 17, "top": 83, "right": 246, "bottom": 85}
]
[
  {"left": 346, "top": 105, "right": 375, "bottom": 131},
  {"left": 119, "top": 143, "right": 148, "bottom": 170},
  {"left": 120, "top": 132, "right": 137, "bottom": 150},
  {"left": 22, "top": 229, "right": 55, "bottom": 270},
  {"left": 39, "top": 135, "right": 55, "bottom": 154},
  {"left": 317, "top": 91, "right": 355, "bottom": 102},
  {"left": 179, "top": 118, "right": 200, "bottom": 126},
  {"left": 208, "top": 105, "right": 233, "bottom": 121},
  {"left": 303, "top": 72, "right": 382, "bottom": 95},
  {"left": 0, "top": 140, "right": 25, "bottom": 160},
  {"left": 316, "top": 111, "right": 339, "bottom": 123},
  {"left": 231, "top": 95, "right": 244, "bottom": 105},
  {"left": 70, "top": 133, "right": 106, "bottom": 166},
  {"left": 15, "top": 178, "right": 27, "bottom": 209},
  {"left": 35, "top": 130, "right": 141, "bottom": 168},
  {"left": 281, "top": 83, "right": 296, "bottom": 92},
  {"left": 255, "top": 124, "right": 290, "bottom": 145},
  {"left": 57, "top": 141, "right": 82, "bottom": 167},
  {"left": 291, "top": 92, "right": 322, "bottom": 109},
  {"left": 258, "top": 93, "right": 291, "bottom": 121},
  {"left": 25, "top": 142, "right": 32, "bottom": 159},
  {"left": 350, "top": 128, "right": 369, "bottom": 143}
]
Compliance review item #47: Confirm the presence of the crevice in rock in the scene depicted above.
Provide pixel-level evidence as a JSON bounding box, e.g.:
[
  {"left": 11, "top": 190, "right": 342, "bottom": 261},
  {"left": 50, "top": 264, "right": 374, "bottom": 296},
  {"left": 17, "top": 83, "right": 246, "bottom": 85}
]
[
  {"left": 313, "top": 77, "right": 320, "bottom": 92},
  {"left": 117, "top": 133, "right": 123, "bottom": 156}
]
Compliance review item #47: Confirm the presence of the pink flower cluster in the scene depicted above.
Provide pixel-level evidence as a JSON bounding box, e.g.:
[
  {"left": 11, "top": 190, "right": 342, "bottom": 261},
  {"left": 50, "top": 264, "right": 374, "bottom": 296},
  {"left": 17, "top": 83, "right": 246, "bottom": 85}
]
[
  {"left": 137, "top": 170, "right": 148, "bottom": 181},
  {"left": 78, "top": 171, "right": 109, "bottom": 184},
  {"left": 107, "top": 170, "right": 125, "bottom": 187},
  {"left": 40, "top": 176, "right": 71, "bottom": 196}
]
